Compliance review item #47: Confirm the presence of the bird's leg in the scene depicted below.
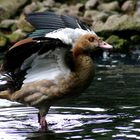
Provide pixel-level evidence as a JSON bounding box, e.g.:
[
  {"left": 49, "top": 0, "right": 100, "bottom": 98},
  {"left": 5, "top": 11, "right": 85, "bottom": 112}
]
[{"left": 38, "top": 113, "right": 48, "bottom": 129}]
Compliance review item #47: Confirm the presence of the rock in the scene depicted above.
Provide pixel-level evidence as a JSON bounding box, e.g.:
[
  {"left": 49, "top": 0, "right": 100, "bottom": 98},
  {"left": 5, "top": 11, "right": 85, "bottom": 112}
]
[
  {"left": 0, "top": 0, "right": 28, "bottom": 21},
  {"left": 23, "top": 1, "right": 43, "bottom": 14},
  {"left": 58, "top": 4, "right": 81, "bottom": 17},
  {"left": 85, "top": 0, "right": 98, "bottom": 10},
  {"left": 93, "top": 14, "right": 140, "bottom": 34},
  {"left": 130, "top": 35, "right": 140, "bottom": 44},
  {"left": 0, "top": 34, "right": 7, "bottom": 48},
  {"left": 104, "top": 14, "right": 129, "bottom": 31},
  {"left": 134, "top": 8, "right": 140, "bottom": 20},
  {"left": 84, "top": 10, "right": 99, "bottom": 18},
  {"left": 93, "top": 12, "right": 110, "bottom": 22},
  {"left": 106, "top": 35, "right": 129, "bottom": 51},
  {"left": 100, "top": 0, "right": 125, "bottom": 3},
  {"left": 76, "top": 3, "right": 85, "bottom": 12},
  {"left": 23, "top": 2, "right": 38, "bottom": 14},
  {"left": 106, "top": 14, "right": 140, "bottom": 30},
  {"left": 97, "top": 1, "right": 120, "bottom": 12},
  {"left": 92, "top": 20, "right": 104, "bottom": 30},
  {"left": 136, "top": 0, "right": 140, "bottom": 10},
  {"left": 121, "top": 0, "right": 136, "bottom": 14},
  {"left": 84, "top": 10, "right": 110, "bottom": 22},
  {"left": 17, "top": 15, "right": 34, "bottom": 32},
  {"left": 0, "top": 19, "right": 17, "bottom": 31},
  {"left": 7, "top": 29, "right": 26, "bottom": 44},
  {"left": 43, "top": 0, "right": 55, "bottom": 8}
]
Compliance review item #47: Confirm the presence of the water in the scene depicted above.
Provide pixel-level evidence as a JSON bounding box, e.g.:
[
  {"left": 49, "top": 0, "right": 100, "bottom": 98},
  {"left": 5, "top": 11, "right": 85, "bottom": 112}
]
[{"left": 1, "top": 50, "right": 140, "bottom": 140}]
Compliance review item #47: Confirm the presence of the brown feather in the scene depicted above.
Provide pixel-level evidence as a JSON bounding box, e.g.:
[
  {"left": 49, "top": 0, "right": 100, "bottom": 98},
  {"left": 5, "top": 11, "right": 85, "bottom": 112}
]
[{"left": 9, "top": 38, "right": 34, "bottom": 50}]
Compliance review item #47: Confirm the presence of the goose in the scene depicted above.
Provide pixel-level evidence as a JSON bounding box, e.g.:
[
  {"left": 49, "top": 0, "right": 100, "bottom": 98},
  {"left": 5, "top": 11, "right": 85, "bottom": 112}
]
[{"left": 0, "top": 11, "right": 112, "bottom": 129}]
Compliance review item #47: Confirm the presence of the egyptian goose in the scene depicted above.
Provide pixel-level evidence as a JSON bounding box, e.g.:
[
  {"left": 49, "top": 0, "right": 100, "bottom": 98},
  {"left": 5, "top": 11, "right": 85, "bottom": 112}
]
[{"left": 0, "top": 11, "right": 112, "bottom": 129}]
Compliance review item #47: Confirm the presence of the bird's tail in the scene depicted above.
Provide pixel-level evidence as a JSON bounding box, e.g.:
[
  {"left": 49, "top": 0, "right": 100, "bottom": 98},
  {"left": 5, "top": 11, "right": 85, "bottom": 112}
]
[{"left": 0, "top": 72, "right": 12, "bottom": 100}]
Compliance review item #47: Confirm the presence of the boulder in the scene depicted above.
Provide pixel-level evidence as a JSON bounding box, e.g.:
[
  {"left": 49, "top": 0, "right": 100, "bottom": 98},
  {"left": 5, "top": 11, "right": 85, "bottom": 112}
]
[
  {"left": 43, "top": 0, "right": 55, "bottom": 8},
  {"left": 84, "top": 10, "right": 110, "bottom": 22},
  {"left": 136, "top": 0, "right": 140, "bottom": 10},
  {"left": 134, "top": 8, "right": 140, "bottom": 20},
  {"left": 7, "top": 29, "right": 26, "bottom": 44},
  {"left": 93, "top": 14, "right": 140, "bottom": 34},
  {"left": 97, "top": 1, "right": 120, "bottom": 12},
  {"left": 58, "top": 4, "right": 82, "bottom": 17},
  {"left": 85, "top": 0, "right": 98, "bottom": 10},
  {"left": 0, "top": 19, "right": 17, "bottom": 31},
  {"left": 130, "top": 35, "right": 140, "bottom": 44},
  {"left": 0, "top": 0, "right": 28, "bottom": 21},
  {"left": 0, "top": 34, "right": 7, "bottom": 48},
  {"left": 106, "top": 35, "right": 129, "bottom": 51},
  {"left": 16, "top": 15, "right": 34, "bottom": 33},
  {"left": 121, "top": 0, "right": 136, "bottom": 14},
  {"left": 76, "top": 3, "right": 85, "bottom": 12},
  {"left": 23, "top": 1, "right": 44, "bottom": 14}
]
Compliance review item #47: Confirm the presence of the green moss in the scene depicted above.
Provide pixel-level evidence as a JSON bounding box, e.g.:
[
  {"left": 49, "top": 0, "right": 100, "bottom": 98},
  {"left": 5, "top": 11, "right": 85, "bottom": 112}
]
[
  {"left": 17, "top": 16, "right": 34, "bottom": 32},
  {"left": 0, "top": 0, "right": 28, "bottom": 21},
  {"left": 106, "top": 35, "right": 129, "bottom": 52},
  {"left": 7, "top": 30, "right": 25, "bottom": 43},
  {"left": 130, "top": 35, "right": 140, "bottom": 44},
  {"left": 80, "top": 0, "right": 87, "bottom": 4},
  {"left": 0, "top": 34, "right": 7, "bottom": 47}
]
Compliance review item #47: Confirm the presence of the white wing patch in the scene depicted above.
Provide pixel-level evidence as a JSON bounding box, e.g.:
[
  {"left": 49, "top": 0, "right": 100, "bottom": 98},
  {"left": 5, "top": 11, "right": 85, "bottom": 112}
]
[
  {"left": 0, "top": 74, "right": 7, "bottom": 85},
  {"left": 45, "top": 28, "right": 96, "bottom": 45},
  {"left": 22, "top": 48, "right": 70, "bottom": 84}
]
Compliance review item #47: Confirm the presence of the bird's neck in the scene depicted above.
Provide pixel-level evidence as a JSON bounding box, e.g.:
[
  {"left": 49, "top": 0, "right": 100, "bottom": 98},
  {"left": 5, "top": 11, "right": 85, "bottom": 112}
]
[
  {"left": 73, "top": 55, "right": 95, "bottom": 82},
  {"left": 55, "top": 54, "right": 95, "bottom": 98}
]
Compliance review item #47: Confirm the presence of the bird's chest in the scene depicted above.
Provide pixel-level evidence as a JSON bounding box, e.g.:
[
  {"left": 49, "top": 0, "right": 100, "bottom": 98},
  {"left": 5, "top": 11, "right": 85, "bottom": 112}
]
[{"left": 57, "top": 56, "right": 95, "bottom": 97}]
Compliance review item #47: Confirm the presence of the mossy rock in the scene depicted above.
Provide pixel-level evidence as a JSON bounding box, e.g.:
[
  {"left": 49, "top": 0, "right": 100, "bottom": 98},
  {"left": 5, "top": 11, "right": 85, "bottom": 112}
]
[
  {"left": 106, "top": 35, "right": 129, "bottom": 52},
  {"left": 17, "top": 15, "right": 34, "bottom": 32},
  {"left": 0, "top": 0, "right": 28, "bottom": 21},
  {"left": 0, "top": 19, "right": 17, "bottom": 32},
  {"left": 0, "top": 35, "right": 7, "bottom": 47},
  {"left": 130, "top": 35, "right": 140, "bottom": 44},
  {"left": 7, "top": 29, "right": 26, "bottom": 44},
  {"left": 0, "top": 34, "right": 8, "bottom": 52},
  {"left": 94, "top": 15, "right": 140, "bottom": 35}
]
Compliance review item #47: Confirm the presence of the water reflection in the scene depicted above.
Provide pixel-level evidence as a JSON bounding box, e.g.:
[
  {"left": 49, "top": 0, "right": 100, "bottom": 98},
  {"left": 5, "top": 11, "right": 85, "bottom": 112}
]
[
  {"left": 0, "top": 101, "right": 140, "bottom": 139},
  {"left": 0, "top": 51, "right": 140, "bottom": 139}
]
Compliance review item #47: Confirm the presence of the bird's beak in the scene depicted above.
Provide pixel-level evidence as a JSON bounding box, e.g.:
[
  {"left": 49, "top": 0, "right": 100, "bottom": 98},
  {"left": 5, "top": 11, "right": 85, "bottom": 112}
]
[{"left": 99, "top": 41, "right": 113, "bottom": 49}]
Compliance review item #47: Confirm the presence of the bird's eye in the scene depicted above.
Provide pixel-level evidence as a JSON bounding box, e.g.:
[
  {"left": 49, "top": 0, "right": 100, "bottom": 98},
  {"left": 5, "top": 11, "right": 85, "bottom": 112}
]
[{"left": 88, "top": 37, "right": 95, "bottom": 42}]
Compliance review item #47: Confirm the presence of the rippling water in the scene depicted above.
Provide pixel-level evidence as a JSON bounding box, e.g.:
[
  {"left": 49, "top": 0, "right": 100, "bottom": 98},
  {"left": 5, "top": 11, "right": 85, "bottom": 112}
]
[{"left": 1, "top": 51, "right": 140, "bottom": 140}]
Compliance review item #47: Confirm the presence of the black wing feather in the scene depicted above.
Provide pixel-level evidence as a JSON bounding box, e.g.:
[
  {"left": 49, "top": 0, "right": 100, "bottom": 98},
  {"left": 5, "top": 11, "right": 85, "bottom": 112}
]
[
  {"left": 2, "top": 37, "right": 71, "bottom": 91},
  {"left": 26, "top": 12, "right": 65, "bottom": 30},
  {"left": 26, "top": 11, "right": 91, "bottom": 33},
  {"left": 4, "top": 37, "right": 65, "bottom": 72}
]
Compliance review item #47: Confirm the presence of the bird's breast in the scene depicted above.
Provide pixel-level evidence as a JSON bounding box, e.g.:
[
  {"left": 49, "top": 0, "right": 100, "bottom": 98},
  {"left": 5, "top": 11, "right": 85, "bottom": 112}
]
[{"left": 56, "top": 55, "right": 95, "bottom": 97}]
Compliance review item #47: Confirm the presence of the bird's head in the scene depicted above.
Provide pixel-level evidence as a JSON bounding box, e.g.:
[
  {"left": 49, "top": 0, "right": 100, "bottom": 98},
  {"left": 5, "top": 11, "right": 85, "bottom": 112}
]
[{"left": 72, "top": 34, "right": 113, "bottom": 57}]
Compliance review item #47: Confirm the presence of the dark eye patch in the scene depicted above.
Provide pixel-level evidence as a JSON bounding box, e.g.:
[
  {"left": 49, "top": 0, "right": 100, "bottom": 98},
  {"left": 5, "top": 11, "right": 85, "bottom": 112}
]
[{"left": 88, "top": 37, "right": 95, "bottom": 42}]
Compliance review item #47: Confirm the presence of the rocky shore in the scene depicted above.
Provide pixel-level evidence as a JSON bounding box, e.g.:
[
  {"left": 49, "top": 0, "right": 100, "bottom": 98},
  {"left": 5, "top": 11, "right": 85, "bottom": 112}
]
[{"left": 0, "top": 0, "right": 140, "bottom": 53}]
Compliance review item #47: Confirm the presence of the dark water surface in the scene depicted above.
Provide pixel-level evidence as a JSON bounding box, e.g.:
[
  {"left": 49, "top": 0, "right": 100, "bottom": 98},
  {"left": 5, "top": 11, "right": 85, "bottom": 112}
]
[{"left": 1, "top": 50, "right": 140, "bottom": 140}]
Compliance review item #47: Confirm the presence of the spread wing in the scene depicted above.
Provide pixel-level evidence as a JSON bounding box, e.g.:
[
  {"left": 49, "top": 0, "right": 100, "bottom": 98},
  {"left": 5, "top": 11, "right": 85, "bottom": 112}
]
[
  {"left": 0, "top": 11, "right": 91, "bottom": 91},
  {"left": 26, "top": 11, "right": 91, "bottom": 37},
  {"left": 1, "top": 37, "right": 73, "bottom": 91}
]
